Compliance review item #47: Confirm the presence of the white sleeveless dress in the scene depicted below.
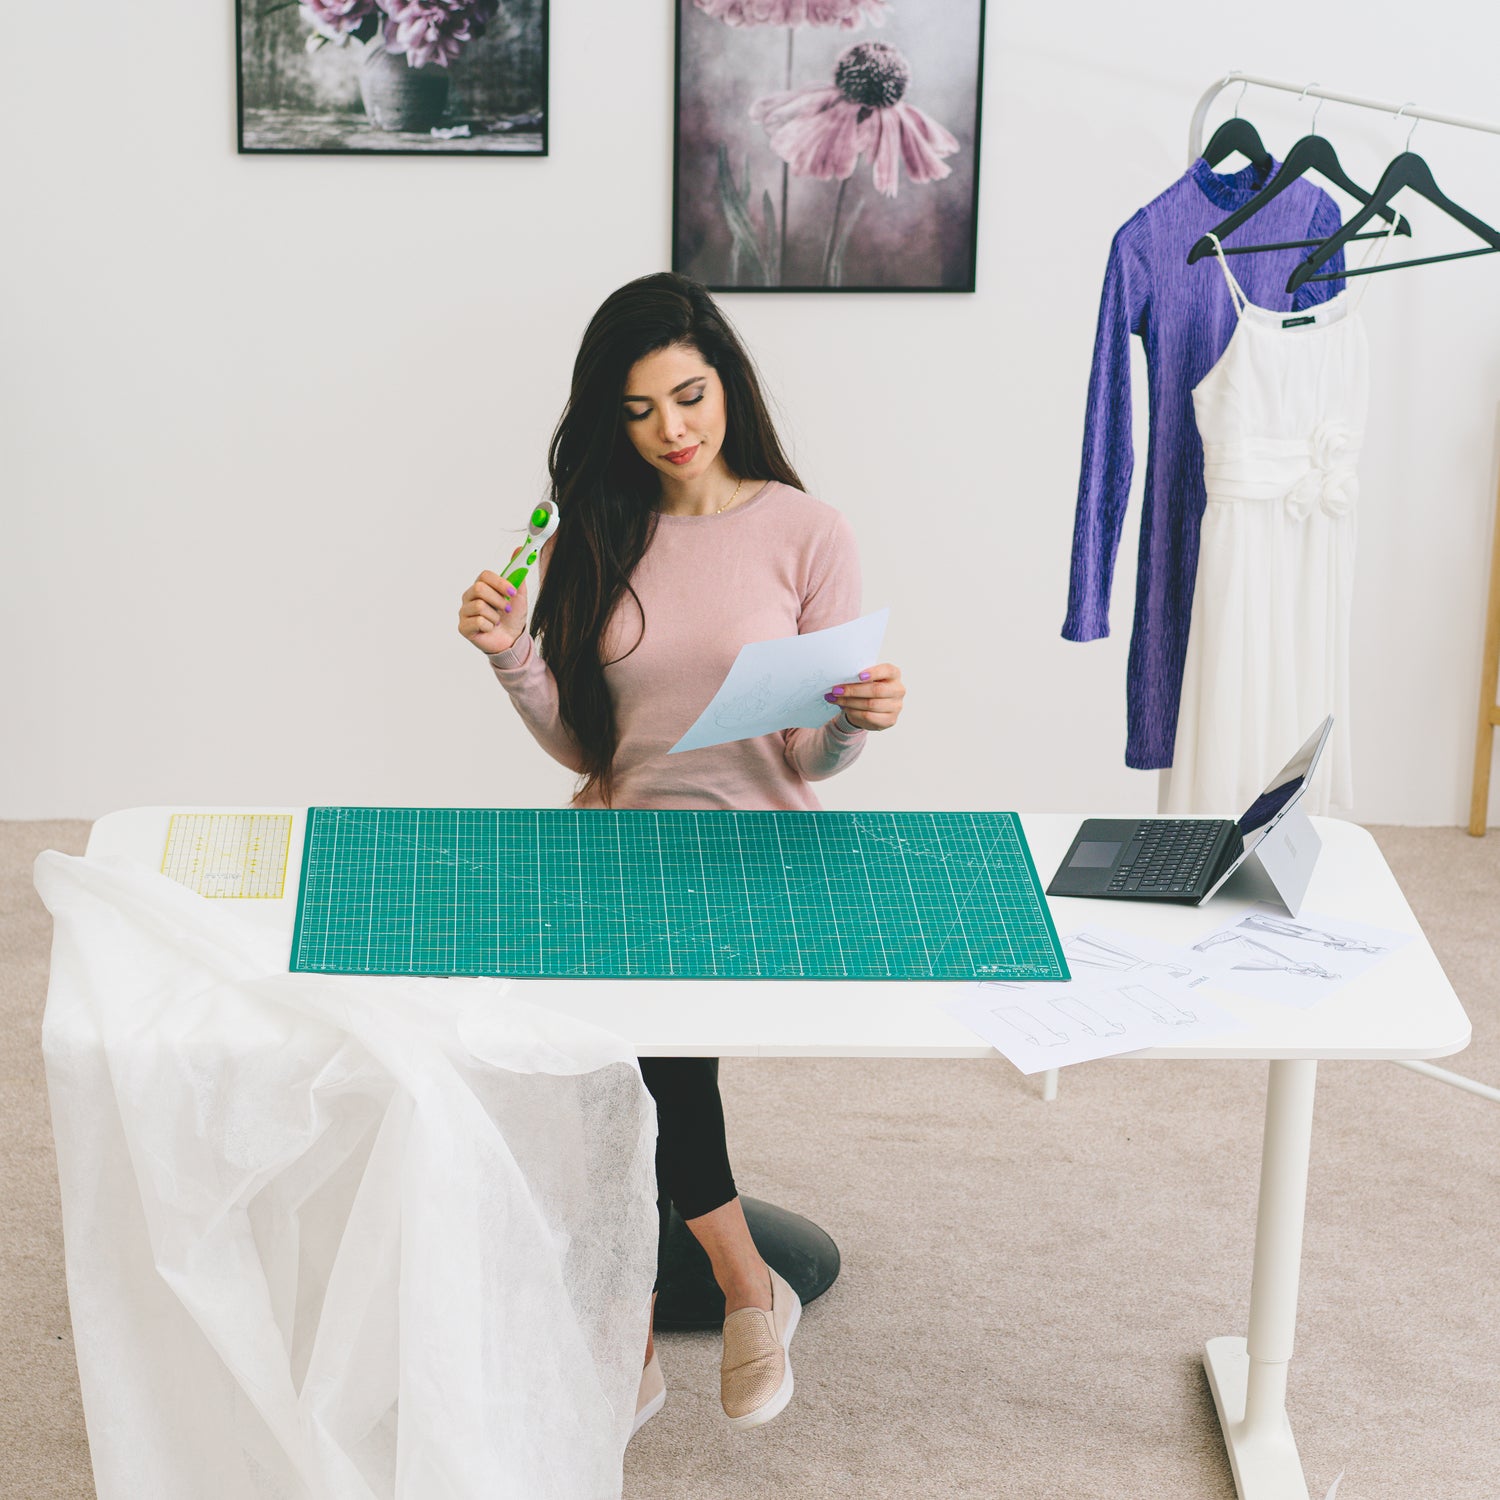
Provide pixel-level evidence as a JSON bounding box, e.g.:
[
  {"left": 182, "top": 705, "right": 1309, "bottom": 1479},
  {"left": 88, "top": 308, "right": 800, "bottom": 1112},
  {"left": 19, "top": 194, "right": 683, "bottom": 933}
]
[{"left": 1165, "top": 232, "right": 1389, "bottom": 817}]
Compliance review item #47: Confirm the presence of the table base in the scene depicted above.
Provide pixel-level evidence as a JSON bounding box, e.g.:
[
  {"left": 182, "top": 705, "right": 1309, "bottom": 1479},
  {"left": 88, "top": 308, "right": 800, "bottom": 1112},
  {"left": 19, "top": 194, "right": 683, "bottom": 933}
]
[{"left": 1205, "top": 1337, "right": 1310, "bottom": 1499}]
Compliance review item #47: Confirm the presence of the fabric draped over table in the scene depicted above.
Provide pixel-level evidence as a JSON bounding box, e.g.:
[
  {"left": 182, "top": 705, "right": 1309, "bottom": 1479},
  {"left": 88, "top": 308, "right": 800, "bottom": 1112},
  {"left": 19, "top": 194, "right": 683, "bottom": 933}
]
[{"left": 35, "top": 851, "right": 658, "bottom": 1500}]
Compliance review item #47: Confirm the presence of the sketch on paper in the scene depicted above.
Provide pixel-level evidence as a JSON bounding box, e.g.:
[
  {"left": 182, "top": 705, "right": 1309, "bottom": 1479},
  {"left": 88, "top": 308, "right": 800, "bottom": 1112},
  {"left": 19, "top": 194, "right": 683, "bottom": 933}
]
[
  {"left": 989, "top": 1006, "right": 1067, "bottom": 1048},
  {"left": 1236, "top": 912, "right": 1387, "bottom": 954},
  {"left": 1189, "top": 906, "right": 1413, "bottom": 1009},
  {"left": 942, "top": 928, "right": 1246, "bottom": 1075},
  {"left": 713, "top": 671, "right": 835, "bottom": 729},
  {"left": 713, "top": 673, "right": 776, "bottom": 729},
  {"left": 671, "top": 607, "right": 888, "bottom": 753},
  {"left": 1063, "top": 931, "right": 1202, "bottom": 985},
  {"left": 1118, "top": 985, "right": 1198, "bottom": 1027},
  {"left": 1049, "top": 995, "right": 1126, "bottom": 1038},
  {"left": 1193, "top": 932, "right": 1341, "bottom": 980}
]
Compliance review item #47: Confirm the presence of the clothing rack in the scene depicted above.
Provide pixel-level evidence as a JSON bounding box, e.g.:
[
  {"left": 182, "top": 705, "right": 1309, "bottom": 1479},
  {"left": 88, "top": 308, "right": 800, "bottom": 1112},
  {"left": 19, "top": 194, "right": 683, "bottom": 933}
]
[
  {"left": 1178, "top": 75, "right": 1500, "bottom": 1109},
  {"left": 1068, "top": 78, "right": 1500, "bottom": 1117},
  {"left": 1189, "top": 73, "right": 1500, "bottom": 165}
]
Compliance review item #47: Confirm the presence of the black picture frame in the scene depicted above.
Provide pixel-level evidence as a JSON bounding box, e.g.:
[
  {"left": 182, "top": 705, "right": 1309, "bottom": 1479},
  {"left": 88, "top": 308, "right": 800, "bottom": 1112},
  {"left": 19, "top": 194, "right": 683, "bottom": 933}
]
[
  {"left": 673, "top": 0, "right": 985, "bottom": 292},
  {"left": 235, "top": 0, "right": 549, "bottom": 157}
]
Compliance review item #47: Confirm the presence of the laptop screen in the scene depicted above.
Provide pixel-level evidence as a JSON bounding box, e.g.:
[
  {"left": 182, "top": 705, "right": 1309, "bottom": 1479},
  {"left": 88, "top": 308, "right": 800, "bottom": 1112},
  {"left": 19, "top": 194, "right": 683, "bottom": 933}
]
[{"left": 1236, "top": 717, "right": 1333, "bottom": 852}]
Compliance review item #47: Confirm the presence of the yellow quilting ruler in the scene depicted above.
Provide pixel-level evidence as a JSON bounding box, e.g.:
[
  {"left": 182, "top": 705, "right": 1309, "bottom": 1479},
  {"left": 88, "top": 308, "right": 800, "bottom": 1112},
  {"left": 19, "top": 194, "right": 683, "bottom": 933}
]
[{"left": 161, "top": 813, "right": 293, "bottom": 899}]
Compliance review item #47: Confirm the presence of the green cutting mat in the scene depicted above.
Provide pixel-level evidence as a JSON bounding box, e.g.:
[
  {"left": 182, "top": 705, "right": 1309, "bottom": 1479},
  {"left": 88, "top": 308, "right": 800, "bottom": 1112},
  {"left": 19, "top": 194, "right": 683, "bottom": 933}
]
[{"left": 290, "top": 807, "right": 1068, "bottom": 982}]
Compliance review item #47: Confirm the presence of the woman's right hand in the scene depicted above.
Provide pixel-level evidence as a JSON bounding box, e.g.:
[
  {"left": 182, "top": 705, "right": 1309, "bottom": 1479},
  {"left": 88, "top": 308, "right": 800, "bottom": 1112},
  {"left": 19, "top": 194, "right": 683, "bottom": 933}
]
[{"left": 459, "top": 552, "right": 528, "bottom": 655}]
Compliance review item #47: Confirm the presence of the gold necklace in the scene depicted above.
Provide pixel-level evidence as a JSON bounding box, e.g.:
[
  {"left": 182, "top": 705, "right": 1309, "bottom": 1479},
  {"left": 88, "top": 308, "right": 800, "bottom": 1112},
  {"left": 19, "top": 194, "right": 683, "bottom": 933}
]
[{"left": 716, "top": 476, "right": 747, "bottom": 515}]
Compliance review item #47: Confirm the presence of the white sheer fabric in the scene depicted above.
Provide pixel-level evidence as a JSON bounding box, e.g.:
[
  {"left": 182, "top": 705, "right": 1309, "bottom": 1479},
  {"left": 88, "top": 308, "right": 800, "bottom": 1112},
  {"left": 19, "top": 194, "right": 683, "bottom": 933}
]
[{"left": 35, "top": 851, "right": 657, "bottom": 1500}]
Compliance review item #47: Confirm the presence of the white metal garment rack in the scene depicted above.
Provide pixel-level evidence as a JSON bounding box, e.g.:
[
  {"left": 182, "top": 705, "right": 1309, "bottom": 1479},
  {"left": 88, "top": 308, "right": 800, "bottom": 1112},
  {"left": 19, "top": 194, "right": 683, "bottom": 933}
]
[
  {"left": 1188, "top": 72, "right": 1500, "bottom": 163},
  {"left": 1190, "top": 74, "right": 1500, "bottom": 1109},
  {"left": 1042, "top": 75, "right": 1500, "bottom": 1114}
]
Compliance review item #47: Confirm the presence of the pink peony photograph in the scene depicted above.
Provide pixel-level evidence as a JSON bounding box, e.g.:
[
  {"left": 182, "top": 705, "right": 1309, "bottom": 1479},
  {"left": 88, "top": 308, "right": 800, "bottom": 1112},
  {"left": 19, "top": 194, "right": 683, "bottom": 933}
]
[
  {"left": 674, "top": 0, "right": 985, "bottom": 290},
  {"left": 236, "top": 0, "right": 547, "bottom": 154}
]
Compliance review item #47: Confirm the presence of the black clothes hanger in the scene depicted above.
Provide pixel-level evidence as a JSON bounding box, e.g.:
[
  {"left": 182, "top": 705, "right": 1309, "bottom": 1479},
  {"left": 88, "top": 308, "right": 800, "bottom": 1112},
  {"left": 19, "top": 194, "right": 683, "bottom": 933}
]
[
  {"left": 1287, "top": 150, "right": 1500, "bottom": 289},
  {"left": 1186, "top": 133, "right": 1412, "bottom": 264},
  {"left": 1201, "top": 115, "right": 1273, "bottom": 176}
]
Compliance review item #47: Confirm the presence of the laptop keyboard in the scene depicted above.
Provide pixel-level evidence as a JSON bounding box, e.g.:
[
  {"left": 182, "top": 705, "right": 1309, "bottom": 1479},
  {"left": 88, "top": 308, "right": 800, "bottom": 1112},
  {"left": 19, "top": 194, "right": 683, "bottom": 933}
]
[{"left": 1108, "top": 820, "right": 1222, "bottom": 895}]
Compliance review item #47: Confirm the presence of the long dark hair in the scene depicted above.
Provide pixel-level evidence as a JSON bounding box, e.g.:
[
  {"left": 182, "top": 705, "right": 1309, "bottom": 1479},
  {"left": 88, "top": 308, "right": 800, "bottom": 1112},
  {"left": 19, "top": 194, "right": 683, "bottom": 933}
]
[{"left": 531, "top": 272, "right": 803, "bottom": 806}]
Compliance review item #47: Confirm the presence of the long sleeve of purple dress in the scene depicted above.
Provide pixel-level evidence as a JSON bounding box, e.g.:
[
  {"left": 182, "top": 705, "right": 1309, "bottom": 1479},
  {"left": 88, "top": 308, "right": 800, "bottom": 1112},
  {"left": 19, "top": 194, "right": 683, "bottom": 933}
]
[
  {"left": 1063, "top": 158, "right": 1347, "bottom": 770},
  {"left": 1063, "top": 211, "right": 1151, "bottom": 643}
]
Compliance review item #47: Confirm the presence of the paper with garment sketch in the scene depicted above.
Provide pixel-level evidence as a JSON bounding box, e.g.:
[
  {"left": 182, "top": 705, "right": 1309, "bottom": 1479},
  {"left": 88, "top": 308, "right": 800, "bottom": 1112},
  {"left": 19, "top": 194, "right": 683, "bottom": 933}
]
[
  {"left": 1186, "top": 905, "right": 1414, "bottom": 1009},
  {"left": 940, "top": 928, "right": 1248, "bottom": 1074},
  {"left": 669, "top": 607, "right": 889, "bottom": 754},
  {"left": 1056, "top": 926, "right": 1220, "bottom": 991}
]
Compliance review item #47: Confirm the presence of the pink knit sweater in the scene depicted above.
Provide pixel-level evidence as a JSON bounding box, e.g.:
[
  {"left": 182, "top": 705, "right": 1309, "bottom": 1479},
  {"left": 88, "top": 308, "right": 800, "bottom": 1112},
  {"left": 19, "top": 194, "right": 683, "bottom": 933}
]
[{"left": 487, "top": 481, "right": 869, "bottom": 810}]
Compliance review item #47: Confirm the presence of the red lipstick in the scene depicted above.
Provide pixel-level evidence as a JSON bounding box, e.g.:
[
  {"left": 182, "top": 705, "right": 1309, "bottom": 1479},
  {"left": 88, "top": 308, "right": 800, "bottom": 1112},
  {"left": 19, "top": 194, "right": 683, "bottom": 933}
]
[{"left": 663, "top": 445, "right": 700, "bottom": 465}]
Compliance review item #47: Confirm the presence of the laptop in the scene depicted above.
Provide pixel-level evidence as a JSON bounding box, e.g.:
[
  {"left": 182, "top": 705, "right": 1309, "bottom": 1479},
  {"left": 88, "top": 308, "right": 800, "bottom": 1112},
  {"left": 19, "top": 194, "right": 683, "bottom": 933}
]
[{"left": 1046, "top": 717, "right": 1333, "bottom": 905}]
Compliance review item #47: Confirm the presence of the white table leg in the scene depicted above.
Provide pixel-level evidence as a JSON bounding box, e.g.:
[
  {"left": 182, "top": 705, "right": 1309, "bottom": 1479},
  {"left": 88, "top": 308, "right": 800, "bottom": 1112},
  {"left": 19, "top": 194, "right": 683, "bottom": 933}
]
[
  {"left": 1041, "top": 1067, "right": 1058, "bottom": 1102},
  {"left": 1204, "top": 1058, "right": 1318, "bottom": 1500}
]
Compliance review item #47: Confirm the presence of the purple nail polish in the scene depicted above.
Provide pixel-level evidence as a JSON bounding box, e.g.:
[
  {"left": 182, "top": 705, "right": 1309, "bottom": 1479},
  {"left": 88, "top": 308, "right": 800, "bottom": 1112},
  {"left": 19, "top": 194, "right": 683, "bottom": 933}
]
[
  {"left": 504, "top": 605, "right": 512, "bottom": 613},
  {"left": 824, "top": 694, "right": 836, "bottom": 703},
  {"left": 832, "top": 686, "right": 845, "bottom": 696},
  {"left": 859, "top": 671, "right": 872, "bottom": 681}
]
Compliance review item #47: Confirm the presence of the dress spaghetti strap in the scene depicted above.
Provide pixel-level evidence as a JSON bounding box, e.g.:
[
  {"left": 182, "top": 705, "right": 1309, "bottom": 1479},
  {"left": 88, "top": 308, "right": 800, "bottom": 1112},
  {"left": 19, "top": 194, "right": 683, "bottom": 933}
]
[
  {"left": 1349, "top": 210, "right": 1403, "bottom": 312},
  {"left": 1204, "top": 231, "right": 1249, "bottom": 315},
  {"left": 1208, "top": 214, "right": 1400, "bottom": 317}
]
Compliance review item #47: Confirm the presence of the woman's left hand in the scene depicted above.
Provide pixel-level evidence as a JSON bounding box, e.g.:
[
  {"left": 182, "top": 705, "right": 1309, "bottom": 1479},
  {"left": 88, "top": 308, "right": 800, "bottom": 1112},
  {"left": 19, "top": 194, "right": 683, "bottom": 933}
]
[{"left": 826, "top": 663, "right": 905, "bottom": 731}]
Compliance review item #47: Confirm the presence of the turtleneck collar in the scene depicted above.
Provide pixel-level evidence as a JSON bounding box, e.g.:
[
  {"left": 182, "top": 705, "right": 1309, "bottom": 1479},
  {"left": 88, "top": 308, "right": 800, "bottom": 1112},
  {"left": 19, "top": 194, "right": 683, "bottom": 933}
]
[{"left": 1190, "top": 154, "right": 1281, "bottom": 212}]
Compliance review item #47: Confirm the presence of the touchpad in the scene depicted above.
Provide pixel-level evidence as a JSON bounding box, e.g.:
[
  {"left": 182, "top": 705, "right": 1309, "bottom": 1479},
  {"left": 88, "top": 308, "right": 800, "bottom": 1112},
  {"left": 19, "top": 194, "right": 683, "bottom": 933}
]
[{"left": 1069, "top": 841, "right": 1121, "bottom": 869}]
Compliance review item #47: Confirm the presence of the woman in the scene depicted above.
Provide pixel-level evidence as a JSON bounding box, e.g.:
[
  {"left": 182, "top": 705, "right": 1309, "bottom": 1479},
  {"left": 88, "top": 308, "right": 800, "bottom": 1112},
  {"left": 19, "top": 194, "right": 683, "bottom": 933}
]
[{"left": 457, "top": 271, "right": 906, "bottom": 1435}]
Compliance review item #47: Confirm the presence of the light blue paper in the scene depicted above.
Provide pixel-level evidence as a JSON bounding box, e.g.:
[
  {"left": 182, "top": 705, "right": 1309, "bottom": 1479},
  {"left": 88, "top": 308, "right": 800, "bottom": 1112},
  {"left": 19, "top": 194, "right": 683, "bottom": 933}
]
[{"left": 668, "top": 607, "right": 890, "bottom": 754}]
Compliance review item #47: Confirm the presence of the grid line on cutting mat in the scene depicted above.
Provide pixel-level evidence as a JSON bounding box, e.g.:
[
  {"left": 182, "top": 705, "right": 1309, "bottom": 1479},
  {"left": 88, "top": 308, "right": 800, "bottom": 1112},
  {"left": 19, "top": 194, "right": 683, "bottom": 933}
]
[{"left": 290, "top": 807, "right": 1068, "bottom": 982}]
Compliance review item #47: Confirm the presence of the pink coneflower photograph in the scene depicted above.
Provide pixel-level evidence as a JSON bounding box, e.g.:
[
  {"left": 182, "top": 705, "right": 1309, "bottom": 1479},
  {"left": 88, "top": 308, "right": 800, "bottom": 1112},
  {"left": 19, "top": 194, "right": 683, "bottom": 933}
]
[{"left": 674, "top": 0, "right": 984, "bottom": 289}]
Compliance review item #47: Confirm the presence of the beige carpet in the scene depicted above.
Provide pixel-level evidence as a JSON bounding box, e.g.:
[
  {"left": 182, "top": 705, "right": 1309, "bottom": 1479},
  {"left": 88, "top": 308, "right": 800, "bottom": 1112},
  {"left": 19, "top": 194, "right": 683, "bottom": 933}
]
[{"left": 3, "top": 823, "right": 1497, "bottom": 1500}]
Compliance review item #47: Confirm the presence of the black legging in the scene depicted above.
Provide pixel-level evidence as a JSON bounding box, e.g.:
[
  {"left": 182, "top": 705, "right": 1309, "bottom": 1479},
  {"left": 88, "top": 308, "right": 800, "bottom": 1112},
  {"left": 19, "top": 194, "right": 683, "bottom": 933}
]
[{"left": 638, "top": 1057, "right": 737, "bottom": 1285}]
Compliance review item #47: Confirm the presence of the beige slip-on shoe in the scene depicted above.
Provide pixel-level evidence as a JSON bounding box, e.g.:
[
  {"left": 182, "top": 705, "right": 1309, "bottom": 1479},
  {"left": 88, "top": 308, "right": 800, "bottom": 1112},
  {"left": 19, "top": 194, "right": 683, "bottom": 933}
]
[
  {"left": 720, "top": 1266, "right": 801, "bottom": 1429},
  {"left": 632, "top": 1350, "right": 665, "bottom": 1438}
]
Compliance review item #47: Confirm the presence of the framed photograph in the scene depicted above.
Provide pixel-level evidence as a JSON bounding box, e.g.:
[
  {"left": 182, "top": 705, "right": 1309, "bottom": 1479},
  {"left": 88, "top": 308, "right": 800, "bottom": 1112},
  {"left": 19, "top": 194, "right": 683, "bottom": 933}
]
[
  {"left": 236, "top": 0, "right": 548, "bottom": 155},
  {"left": 673, "top": 0, "right": 985, "bottom": 292}
]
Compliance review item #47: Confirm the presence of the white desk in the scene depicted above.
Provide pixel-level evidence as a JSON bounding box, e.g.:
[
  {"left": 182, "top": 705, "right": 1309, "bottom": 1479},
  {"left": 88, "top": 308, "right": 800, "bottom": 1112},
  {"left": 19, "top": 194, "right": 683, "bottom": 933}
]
[{"left": 86, "top": 807, "right": 1472, "bottom": 1500}]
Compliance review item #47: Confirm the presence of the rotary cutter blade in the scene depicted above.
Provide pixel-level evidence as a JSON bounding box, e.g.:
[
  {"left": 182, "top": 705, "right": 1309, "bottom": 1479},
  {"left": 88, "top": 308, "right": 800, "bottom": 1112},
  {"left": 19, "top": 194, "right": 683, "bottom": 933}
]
[{"left": 505, "top": 500, "right": 560, "bottom": 589}]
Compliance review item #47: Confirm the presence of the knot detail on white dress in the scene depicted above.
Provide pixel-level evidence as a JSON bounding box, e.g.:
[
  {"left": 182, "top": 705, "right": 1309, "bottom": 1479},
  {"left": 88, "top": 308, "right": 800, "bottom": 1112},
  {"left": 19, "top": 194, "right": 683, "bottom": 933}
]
[{"left": 1285, "top": 421, "right": 1360, "bottom": 520}]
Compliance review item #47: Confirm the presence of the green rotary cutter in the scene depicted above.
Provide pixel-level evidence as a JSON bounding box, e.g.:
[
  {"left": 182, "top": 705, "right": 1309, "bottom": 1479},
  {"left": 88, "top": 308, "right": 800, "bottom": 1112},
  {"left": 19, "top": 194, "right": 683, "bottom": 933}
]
[{"left": 506, "top": 499, "right": 560, "bottom": 589}]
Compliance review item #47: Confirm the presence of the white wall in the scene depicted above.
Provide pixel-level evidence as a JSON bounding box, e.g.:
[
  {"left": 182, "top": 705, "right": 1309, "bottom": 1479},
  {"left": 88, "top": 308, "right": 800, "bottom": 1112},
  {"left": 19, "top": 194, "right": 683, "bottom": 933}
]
[{"left": 5, "top": 2, "right": 1500, "bottom": 823}]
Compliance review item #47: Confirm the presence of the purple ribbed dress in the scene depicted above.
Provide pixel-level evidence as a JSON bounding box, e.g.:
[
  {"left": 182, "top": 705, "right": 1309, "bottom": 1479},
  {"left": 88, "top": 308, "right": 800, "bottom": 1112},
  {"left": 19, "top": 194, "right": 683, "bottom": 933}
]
[{"left": 1063, "top": 157, "right": 1347, "bottom": 770}]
